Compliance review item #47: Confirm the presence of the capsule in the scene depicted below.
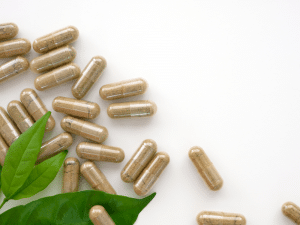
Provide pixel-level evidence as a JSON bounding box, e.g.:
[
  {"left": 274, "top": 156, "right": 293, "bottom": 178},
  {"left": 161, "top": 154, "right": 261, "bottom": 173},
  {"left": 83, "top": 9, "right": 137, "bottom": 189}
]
[
  {"left": 0, "top": 56, "right": 29, "bottom": 84},
  {"left": 121, "top": 139, "right": 157, "bottom": 183},
  {"left": 34, "top": 63, "right": 80, "bottom": 91},
  {"left": 77, "top": 142, "right": 124, "bottom": 163},
  {"left": 61, "top": 116, "right": 108, "bottom": 143},
  {"left": 0, "top": 38, "right": 31, "bottom": 58},
  {"left": 30, "top": 45, "right": 77, "bottom": 74},
  {"left": 52, "top": 96, "right": 100, "bottom": 119},
  {"left": 0, "top": 135, "right": 8, "bottom": 166},
  {"left": 72, "top": 56, "right": 106, "bottom": 99},
  {"left": 197, "top": 211, "right": 246, "bottom": 225},
  {"left": 33, "top": 26, "right": 79, "bottom": 54},
  {"left": 80, "top": 161, "right": 116, "bottom": 194},
  {"left": 0, "top": 107, "right": 20, "bottom": 146},
  {"left": 282, "top": 202, "right": 300, "bottom": 224},
  {"left": 0, "top": 23, "right": 18, "bottom": 40},
  {"left": 99, "top": 78, "right": 148, "bottom": 100},
  {"left": 189, "top": 146, "right": 223, "bottom": 191},
  {"left": 63, "top": 157, "right": 80, "bottom": 193},
  {"left": 89, "top": 205, "right": 115, "bottom": 225},
  {"left": 107, "top": 100, "right": 157, "bottom": 119}
]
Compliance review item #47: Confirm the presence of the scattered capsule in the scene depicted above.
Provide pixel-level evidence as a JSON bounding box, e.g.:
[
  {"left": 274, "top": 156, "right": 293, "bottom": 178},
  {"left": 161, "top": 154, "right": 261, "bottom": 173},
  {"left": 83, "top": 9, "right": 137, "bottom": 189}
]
[
  {"left": 0, "top": 56, "right": 29, "bottom": 84},
  {"left": 133, "top": 152, "right": 170, "bottom": 196},
  {"left": 99, "top": 78, "right": 148, "bottom": 100},
  {"left": 89, "top": 205, "right": 115, "bottom": 225},
  {"left": 189, "top": 146, "right": 223, "bottom": 191},
  {"left": 197, "top": 211, "right": 246, "bottom": 225},
  {"left": 33, "top": 26, "right": 79, "bottom": 54},
  {"left": 121, "top": 139, "right": 157, "bottom": 183},
  {"left": 61, "top": 116, "right": 108, "bottom": 143},
  {"left": 282, "top": 202, "right": 300, "bottom": 224},
  {"left": 52, "top": 96, "right": 100, "bottom": 119},
  {"left": 77, "top": 142, "right": 124, "bottom": 163},
  {"left": 0, "top": 38, "right": 31, "bottom": 58},
  {"left": 72, "top": 56, "right": 106, "bottom": 99},
  {"left": 30, "top": 45, "right": 77, "bottom": 73},
  {"left": 63, "top": 157, "right": 80, "bottom": 193},
  {"left": 34, "top": 63, "right": 80, "bottom": 91},
  {"left": 0, "top": 135, "right": 8, "bottom": 166},
  {"left": 20, "top": 88, "right": 56, "bottom": 131},
  {"left": 0, "top": 23, "right": 18, "bottom": 40},
  {"left": 80, "top": 161, "right": 116, "bottom": 194},
  {"left": 0, "top": 107, "right": 20, "bottom": 146}
]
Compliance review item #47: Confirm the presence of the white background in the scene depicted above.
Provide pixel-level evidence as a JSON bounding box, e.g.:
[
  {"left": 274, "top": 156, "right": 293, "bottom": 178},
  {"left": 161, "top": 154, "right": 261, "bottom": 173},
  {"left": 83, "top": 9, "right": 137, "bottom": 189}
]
[{"left": 0, "top": 1, "right": 300, "bottom": 224}]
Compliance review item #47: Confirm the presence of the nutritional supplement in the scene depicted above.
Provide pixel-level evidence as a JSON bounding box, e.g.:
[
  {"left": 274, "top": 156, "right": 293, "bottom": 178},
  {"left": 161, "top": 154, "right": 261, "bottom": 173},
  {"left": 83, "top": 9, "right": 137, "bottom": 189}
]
[
  {"left": 7, "top": 100, "right": 34, "bottom": 133},
  {"left": 34, "top": 63, "right": 80, "bottom": 91},
  {"left": 77, "top": 142, "right": 124, "bottom": 163},
  {"left": 72, "top": 56, "right": 106, "bottom": 99},
  {"left": 121, "top": 139, "right": 157, "bottom": 183},
  {"left": 197, "top": 211, "right": 246, "bottom": 225},
  {"left": 0, "top": 23, "right": 18, "bottom": 40},
  {"left": 189, "top": 146, "right": 223, "bottom": 191},
  {"left": 107, "top": 100, "right": 157, "bottom": 119},
  {"left": 80, "top": 161, "right": 116, "bottom": 194},
  {"left": 99, "top": 78, "right": 148, "bottom": 100},
  {"left": 89, "top": 205, "right": 115, "bottom": 225},
  {"left": 133, "top": 152, "right": 170, "bottom": 196},
  {"left": 63, "top": 157, "right": 80, "bottom": 193},
  {"left": 0, "top": 38, "right": 31, "bottom": 58},
  {"left": 0, "top": 56, "right": 29, "bottom": 84},
  {"left": 20, "top": 88, "right": 56, "bottom": 132},
  {"left": 61, "top": 116, "right": 108, "bottom": 143},
  {"left": 52, "top": 96, "right": 100, "bottom": 119},
  {"left": 0, "top": 135, "right": 8, "bottom": 166},
  {"left": 30, "top": 45, "right": 76, "bottom": 73},
  {"left": 0, "top": 107, "right": 20, "bottom": 146},
  {"left": 282, "top": 202, "right": 300, "bottom": 224},
  {"left": 33, "top": 26, "right": 79, "bottom": 54}
]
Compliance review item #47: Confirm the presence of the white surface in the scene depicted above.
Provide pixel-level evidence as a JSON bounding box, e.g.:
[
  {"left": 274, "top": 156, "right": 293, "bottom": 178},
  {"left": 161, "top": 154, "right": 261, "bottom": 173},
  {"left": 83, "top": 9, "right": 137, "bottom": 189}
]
[{"left": 0, "top": 1, "right": 300, "bottom": 224}]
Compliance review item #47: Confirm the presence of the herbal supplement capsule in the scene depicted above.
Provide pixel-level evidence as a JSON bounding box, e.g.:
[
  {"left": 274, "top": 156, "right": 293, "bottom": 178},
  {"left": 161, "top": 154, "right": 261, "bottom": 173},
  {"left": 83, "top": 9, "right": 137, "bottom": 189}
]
[
  {"left": 30, "top": 45, "right": 77, "bottom": 74},
  {"left": 7, "top": 100, "right": 34, "bottom": 133},
  {"left": 33, "top": 26, "right": 79, "bottom": 54},
  {"left": 89, "top": 205, "right": 115, "bottom": 225},
  {"left": 282, "top": 202, "right": 300, "bottom": 224},
  {"left": 77, "top": 142, "right": 125, "bottom": 163},
  {"left": 0, "top": 23, "right": 18, "bottom": 40},
  {"left": 0, "top": 107, "right": 20, "bottom": 146},
  {"left": 20, "top": 88, "right": 56, "bottom": 131},
  {"left": 80, "top": 161, "right": 116, "bottom": 194},
  {"left": 99, "top": 78, "right": 148, "bottom": 100},
  {"left": 197, "top": 211, "right": 246, "bottom": 225},
  {"left": 63, "top": 157, "right": 80, "bottom": 193},
  {"left": 0, "top": 56, "right": 29, "bottom": 84},
  {"left": 121, "top": 139, "right": 157, "bottom": 183},
  {"left": 0, "top": 135, "right": 8, "bottom": 166},
  {"left": 72, "top": 56, "right": 106, "bottom": 99},
  {"left": 0, "top": 38, "right": 31, "bottom": 58},
  {"left": 107, "top": 100, "right": 157, "bottom": 119},
  {"left": 61, "top": 116, "right": 108, "bottom": 143},
  {"left": 189, "top": 146, "right": 223, "bottom": 191},
  {"left": 52, "top": 96, "right": 100, "bottom": 119},
  {"left": 34, "top": 63, "right": 80, "bottom": 91},
  {"left": 133, "top": 152, "right": 170, "bottom": 196}
]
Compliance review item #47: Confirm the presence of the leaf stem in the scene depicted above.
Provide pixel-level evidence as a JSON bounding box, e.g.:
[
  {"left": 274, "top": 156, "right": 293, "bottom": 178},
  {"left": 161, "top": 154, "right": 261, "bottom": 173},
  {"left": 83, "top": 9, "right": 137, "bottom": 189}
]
[{"left": 0, "top": 198, "right": 8, "bottom": 209}]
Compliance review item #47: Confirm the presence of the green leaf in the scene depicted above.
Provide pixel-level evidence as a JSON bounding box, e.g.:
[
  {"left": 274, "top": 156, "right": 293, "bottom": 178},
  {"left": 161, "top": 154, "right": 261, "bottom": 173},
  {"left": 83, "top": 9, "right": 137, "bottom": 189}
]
[
  {"left": 0, "top": 191, "right": 156, "bottom": 225},
  {"left": 0, "top": 165, "right": 2, "bottom": 190}
]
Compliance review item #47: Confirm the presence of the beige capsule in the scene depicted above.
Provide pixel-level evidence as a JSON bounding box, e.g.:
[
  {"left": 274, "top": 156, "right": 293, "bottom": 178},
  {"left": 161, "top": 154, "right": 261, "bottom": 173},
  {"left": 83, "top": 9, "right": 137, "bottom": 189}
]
[
  {"left": 282, "top": 202, "right": 300, "bottom": 224},
  {"left": 33, "top": 26, "right": 79, "bottom": 54},
  {"left": 80, "top": 161, "right": 116, "bottom": 194},
  {"left": 34, "top": 63, "right": 81, "bottom": 91},
  {"left": 0, "top": 107, "right": 20, "bottom": 146},
  {"left": 0, "top": 38, "right": 31, "bottom": 58},
  {"left": 121, "top": 139, "right": 157, "bottom": 183},
  {"left": 0, "top": 135, "right": 8, "bottom": 166},
  {"left": 72, "top": 56, "right": 106, "bottom": 99},
  {"left": 61, "top": 116, "right": 108, "bottom": 143},
  {"left": 189, "top": 146, "right": 223, "bottom": 191},
  {"left": 0, "top": 23, "right": 18, "bottom": 40},
  {"left": 20, "top": 88, "right": 56, "bottom": 132},
  {"left": 89, "top": 205, "right": 115, "bottom": 225},
  {"left": 0, "top": 56, "right": 29, "bottom": 84},
  {"left": 63, "top": 157, "right": 80, "bottom": 193},
  {"left": 197, "top": 211, "right": 246, "bottom": 225},
  {"left": 52, "top": 96, "right": 100, "bottom": 119}
]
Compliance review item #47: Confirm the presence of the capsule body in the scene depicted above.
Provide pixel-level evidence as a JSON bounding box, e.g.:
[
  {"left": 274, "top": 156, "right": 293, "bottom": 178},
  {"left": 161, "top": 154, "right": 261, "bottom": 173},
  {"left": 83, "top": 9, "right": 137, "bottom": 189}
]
[
  {"left": 80, "top": 161, "right": 116, "bottom": 194},
  {"left": 107, "top": 100, "right": 157, "bottom": 119},
  {"left": 0, "top": 56, "right": 29, "bottom": 84},
  {"left": 72, "top": 56, "right": 106, "bottom": 99},
  {"left": 33, "top": 26, "right": 79, "bottom": 54},
  {"left": 20, "top": 88, "right": 55, "bottom": 131},
  {"left": 30, "top": 45, "right": 76, "bottom": 73},
  {"left": 63, "top": 157, "right": 80, "bottom": 193},
  {"left": 61, "top": 116, "right": 108, "bottom": 143},
  {"left": 0, "top": 38, "right": 31, "bottom": 58},
  {"left": 197, "top": 211, "right": 246, "bottom": 225},
  {"left": 282, "top": 202, "right": 300, "bottom": 224},
  {"left": 121, "top": 139, "right": 157, "bottom": 183},
  {"left": 52, "top": 96, "right": 100, "bottom": 119},
  {"left": 0, "top": 107, "right": 20, "bottom": 146},
  {"left": 189, "top": 146, "right": 223, "bottom": 191},
  {"left": 0, "top": 135, "right": 8, "bottom": 166},
  {"left": 0, "top": 23, "right": 18, "bottom": 40},
  {"left": 89, "top": 205, "right": 115, "bottom": 225}
]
